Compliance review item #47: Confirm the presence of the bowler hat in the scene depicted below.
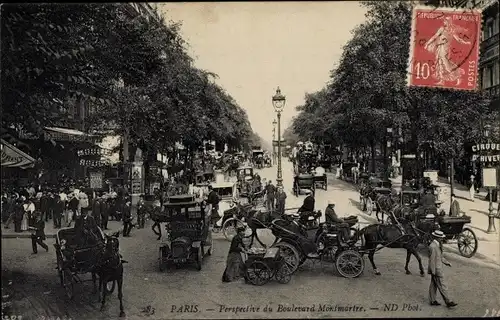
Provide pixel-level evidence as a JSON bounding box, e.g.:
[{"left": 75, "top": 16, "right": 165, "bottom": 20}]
[{"left": 236, "top": 226, "right": 246, "bottom": 233}]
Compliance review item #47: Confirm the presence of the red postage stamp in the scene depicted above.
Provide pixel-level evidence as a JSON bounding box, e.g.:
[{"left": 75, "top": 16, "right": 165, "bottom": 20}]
[{"left": 407, "top": 6, "right": 482, "bottom": 91}]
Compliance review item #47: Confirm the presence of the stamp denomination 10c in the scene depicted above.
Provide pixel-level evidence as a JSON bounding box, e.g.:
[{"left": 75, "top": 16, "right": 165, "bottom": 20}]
[{"left": 407, "top": 6, "right": 482, "bottom": 91}]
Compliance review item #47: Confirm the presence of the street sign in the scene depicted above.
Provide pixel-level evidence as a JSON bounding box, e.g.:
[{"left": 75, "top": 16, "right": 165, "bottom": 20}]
[{"left": 482, "top": 168, "right": 498, "bottom": 188}]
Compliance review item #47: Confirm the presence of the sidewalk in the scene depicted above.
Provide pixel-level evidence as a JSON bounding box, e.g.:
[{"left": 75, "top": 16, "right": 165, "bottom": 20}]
[
  {"left": 1, "top": 220, "right": 123, "bottom": 239},
  {"left": 390, "top": 175, "right": 500, "bottom": 266}
]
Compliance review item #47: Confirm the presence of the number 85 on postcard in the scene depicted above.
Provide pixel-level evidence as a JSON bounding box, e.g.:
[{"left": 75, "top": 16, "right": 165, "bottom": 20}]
[{"left": 407, "top": 6, "right": 482, "bottom": 91}]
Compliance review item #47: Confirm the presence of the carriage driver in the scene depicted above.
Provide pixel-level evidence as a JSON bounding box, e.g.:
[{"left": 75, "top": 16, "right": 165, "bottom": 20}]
[
  {"left": 298, "top": 190, "right": 315, "bottom": 224},
  {"left": 325, "top": 202, "right": 350, "bottom": 243}
]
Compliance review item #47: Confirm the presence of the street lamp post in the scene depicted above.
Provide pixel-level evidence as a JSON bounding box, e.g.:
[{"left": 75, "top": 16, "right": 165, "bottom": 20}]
[
  {"left": 484, "top": 125, "right": 497, "bottom": 234},
  {"left": 386, "top": 127, "right": 393, "bottom": 179},
  {"left": 272, "top": 119, "right": 277, "bottom": 166},
  {"left": 272, "top": 87, "right": 286, "bottom": 188}
]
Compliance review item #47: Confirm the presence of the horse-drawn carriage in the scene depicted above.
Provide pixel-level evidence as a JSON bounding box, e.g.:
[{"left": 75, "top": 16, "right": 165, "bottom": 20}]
[
  {"left": 398, "top": 188, "right": 478, "bottom": 258},
  {"left": 244, "top": 247, "right": 293, "bottom": 285},
  {"left": 340, "top": 162, "right": 358, "bottom": 182},
  {"left": 268, "top": 213, "right": 365, "bottom": 278},
  {"left": 359, "top": 177, "right": 393, "bottom": 216},
  {"left": 54, "top": 226, "right": 124, "bottom": 309},
  {"left": 312, "top": 166, "right": 327, "bottom": 190},
  {"left": 252, "top": 149, "right": 265, "bottom": 169},
  {"left": 293, "top": 174, "right": 316, "bottom": 196},
  {"left": 158, "top": 197, "right": 213, "bottom": 271}
]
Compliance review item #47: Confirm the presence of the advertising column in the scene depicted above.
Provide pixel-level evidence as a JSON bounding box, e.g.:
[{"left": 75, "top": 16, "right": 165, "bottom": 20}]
[{"left": 130, "top": 148, "right": 144, "bottom": 216}]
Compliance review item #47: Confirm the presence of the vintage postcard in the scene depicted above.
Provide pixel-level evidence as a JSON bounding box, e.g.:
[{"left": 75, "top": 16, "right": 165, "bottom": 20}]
[{"left": 2, "top": 1, "right": 499, "bottom": 320}]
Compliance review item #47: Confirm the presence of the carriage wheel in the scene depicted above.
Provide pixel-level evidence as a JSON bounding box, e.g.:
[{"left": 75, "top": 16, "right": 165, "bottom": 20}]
[
  {"left": 274, "top": 261, "right": 292, "bottom": 284},
  {"left": 105, "top": 280, "right": 116, "bottom": 294},
  {"left": 222, "top": 218, "right": 246, "bottom": 241},
  {"left": 271, "top": 242, "right": 300, "bottom": 274},
  {"left": 366, "top": 198, "right": 373, "bottom": 216},
  {"left": 62, "top": 268, "right": 74, "bottom": 300},
  {"left": 159, "top": 246, "right": 168, "bottom": 272},
  {"left": 335, "top": 249, "right": 365, "bottom": 278},
  {"left": 457, "top": 227, "right": 478, "bottom": 258},
  {"left": 246, "top": 261, "right": 271, "bottom": 285}
]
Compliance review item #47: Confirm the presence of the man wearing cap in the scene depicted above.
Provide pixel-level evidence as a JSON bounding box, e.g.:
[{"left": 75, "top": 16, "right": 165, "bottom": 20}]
[{"left": 428, "top": 230, "right": 457, "bottom": 308}]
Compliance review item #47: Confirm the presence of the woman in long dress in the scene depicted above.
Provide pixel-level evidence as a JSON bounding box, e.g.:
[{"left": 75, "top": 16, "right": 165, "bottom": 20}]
[
  {"left": 424, "top": 17, "right": 472, "bottom": 85},
  {"left": 21, "top": 198, "right": 30, "bottom": 231},
  {"left": 222, "top": 227, "right": 247, "bottom": 282}
]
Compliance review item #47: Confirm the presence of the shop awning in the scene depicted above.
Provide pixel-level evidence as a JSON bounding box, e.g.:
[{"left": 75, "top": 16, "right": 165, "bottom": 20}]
[
  {"left": 44, "top": 127, "right": 99, "bottom": 143},
  {"left": 1, "top": 139, "right": 36, "bottom": 169}
]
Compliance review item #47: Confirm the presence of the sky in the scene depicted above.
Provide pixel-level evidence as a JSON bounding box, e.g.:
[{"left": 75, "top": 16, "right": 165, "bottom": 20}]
[{"left": 158, "top": 2, "right": 367, "bottom": 145}]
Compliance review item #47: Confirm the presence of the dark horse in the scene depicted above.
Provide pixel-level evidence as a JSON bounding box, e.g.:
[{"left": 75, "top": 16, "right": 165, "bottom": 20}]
[
  {"left": 373, "top": 193, "right": 398, "bottom": 223},
  {"left": 243, "top": 209, "right": 283, "bottom": 247},
  {"left": 357, "top": 219, "right": 425, "bottom": 276},
  {"left": 91, "top": 231, "right": 126, "bottom": 317}
]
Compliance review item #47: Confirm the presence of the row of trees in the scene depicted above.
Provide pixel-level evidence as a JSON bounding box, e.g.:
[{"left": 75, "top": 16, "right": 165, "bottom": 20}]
[
  {"left": 2, "top": 3, "right": 255, "bottom": 157},
  {"left": 290, "top": 1, "right": 494, "bottom": 168}
]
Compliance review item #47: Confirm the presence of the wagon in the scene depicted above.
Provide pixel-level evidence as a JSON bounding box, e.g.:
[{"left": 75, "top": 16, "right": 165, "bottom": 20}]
[
  {"left": 54, "top": 227, "right": 115, "bottom": 299},
  {"left": 312, "top": 167, "right": 327, "bottom": 191},
  {"left": 244, "top": 247, "right": 293, "bottom": 285},
  {"left": 293, "top": 174, "right": 315, "bottom": 196},
  {"left": 158, "top": 198, "right": 213, "bottom": 271},
  {"left": 410, "top": 207, "right": 478, "bottom": 258},
  {"left": 340, "top": 162, "right": 358, "bottom": 182}
]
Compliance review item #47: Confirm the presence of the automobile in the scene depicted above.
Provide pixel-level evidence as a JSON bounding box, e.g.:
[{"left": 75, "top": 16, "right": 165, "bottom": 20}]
[{"left": 158, "top": 196, "right": 213, "bottom": 271}]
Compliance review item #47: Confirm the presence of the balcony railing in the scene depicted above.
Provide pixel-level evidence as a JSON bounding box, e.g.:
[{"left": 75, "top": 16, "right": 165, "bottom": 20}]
[{"left": 481, "top": 33, "right": 500, "bottom": 51}]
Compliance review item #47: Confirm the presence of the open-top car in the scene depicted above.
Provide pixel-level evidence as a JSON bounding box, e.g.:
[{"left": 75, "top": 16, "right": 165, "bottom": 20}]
[{"left": 158, "top": 196, "right": 212, "bottom": 271}]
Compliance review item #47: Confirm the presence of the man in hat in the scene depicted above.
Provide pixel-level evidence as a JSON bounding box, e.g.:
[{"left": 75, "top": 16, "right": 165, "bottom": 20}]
[
  {"left": 298, "top": 190, "right": 315, "bottom": 224},
  {"left": 122, "top": 197, "right": 133, "bottom": 237},
  {"left": 428, "top": 230, "right": 457, "bottom": 308},
  {"left": 29, "top": 212, "right": 48, "bottom": 254},
  {"left": 206, "top": 185, "right": 220, "bottom": 227},
  {"left": 275, "top": 186, "right": 287, "bottom": 216},
  {"left": 137, "top": 194, "right": 146, "bottom": 229},
  {"left": 265, "top": 180, "right": 276, "bottom": 212},
  {"left": 91, "top": 192, "right": 102, "bottom": 227},
  {"left": 299, "top": 190, "right": 315, "bottom": 213},
  {"left": 52, "top": 194, "right": 65, "bottom": 229},
  {"left": 325, "top": 202, "right": 351, "bottom": 242}
]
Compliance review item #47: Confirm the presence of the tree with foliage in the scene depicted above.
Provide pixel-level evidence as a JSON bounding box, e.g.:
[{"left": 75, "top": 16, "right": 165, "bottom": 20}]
[{"left": 291, "top": 1, "right": 490, "bottom": 170}]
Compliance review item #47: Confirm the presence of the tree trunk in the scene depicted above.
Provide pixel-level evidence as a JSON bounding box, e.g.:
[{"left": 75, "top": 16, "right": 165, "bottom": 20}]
[{"left": 370, "top": 140, "right": 376, "bottom": 173}]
